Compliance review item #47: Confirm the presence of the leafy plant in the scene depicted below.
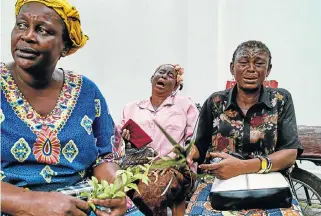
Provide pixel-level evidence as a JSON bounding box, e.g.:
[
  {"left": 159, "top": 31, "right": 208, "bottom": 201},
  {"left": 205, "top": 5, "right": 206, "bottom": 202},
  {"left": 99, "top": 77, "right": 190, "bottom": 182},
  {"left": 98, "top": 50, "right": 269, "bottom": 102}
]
[
  {"left": 149, "top": 121, "right": 213, "bottom": 194},
  {"left": 149, "top": 121, "right": 195, "bottom": 170},
  {"left": 82, "top": 120, "right": 206, "bottom": 210},
  {"left": 81, "top": 165, "right": 150, "bottom": 210}
]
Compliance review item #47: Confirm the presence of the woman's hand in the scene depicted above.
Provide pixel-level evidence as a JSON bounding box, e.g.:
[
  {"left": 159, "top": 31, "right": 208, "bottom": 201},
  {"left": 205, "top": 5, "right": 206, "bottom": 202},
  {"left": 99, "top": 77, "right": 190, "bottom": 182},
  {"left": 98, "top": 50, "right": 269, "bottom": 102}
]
[
  {"left": 186, "top": 145, "right": 200, "bottom": 167},
  {"left": 121, "top": 129, "right": 130, "bottom": 141},
  {"left": 92, "top": 197, "right": 127, "bottom": 216},
  {"left": 199, "top": 152, "right": 246, "bottom": 180},
  {"left": 20, "top": 192, "right": 90, "bottom": 216}
]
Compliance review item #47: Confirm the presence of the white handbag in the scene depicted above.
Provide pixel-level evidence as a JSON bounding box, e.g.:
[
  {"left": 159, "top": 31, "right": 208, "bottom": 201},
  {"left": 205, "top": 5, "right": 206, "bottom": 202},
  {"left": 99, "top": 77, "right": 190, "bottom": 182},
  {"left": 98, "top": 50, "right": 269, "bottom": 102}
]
[{"left": 209, "top": 172, "right": 293, "bottom": 210}]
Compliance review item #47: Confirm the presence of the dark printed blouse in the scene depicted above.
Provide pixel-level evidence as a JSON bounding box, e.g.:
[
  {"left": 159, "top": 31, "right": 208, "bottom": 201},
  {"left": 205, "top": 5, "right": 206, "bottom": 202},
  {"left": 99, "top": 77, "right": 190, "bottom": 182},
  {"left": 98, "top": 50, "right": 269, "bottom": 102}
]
[{"left": 195, "top": 85, "right": 303, "bottom": 163}]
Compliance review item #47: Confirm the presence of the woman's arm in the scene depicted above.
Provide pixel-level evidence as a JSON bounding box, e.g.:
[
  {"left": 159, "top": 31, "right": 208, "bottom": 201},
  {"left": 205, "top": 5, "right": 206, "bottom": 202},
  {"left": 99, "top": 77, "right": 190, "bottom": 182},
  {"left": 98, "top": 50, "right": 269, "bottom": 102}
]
[
  {"left": 1, "top": 181, "right": 32, "bottom": 215},
  {"left": 240, "top": 149, "right": 297, "bottom": 174},
  {"left": 91, "top": 88, "right": 127, "bottom": 216},
  {"left": 1, "top": 182, "right": 89, "bottom": 216},
  {"left": 201, "top": 148, "right": 297, "bottom": 180},
  {"left": 187, "top": 96, "right": 213, "bottom": 164}
]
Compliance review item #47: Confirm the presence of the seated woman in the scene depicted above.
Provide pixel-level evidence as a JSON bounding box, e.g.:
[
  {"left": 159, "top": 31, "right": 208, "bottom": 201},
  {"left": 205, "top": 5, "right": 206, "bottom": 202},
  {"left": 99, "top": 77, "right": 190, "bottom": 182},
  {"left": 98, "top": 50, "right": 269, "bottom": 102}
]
[
  {"left": 119, "top": 64, "right": 199, "bottom": 215},
  {"left": 0, "top": 0, "right": 127, "bottom": 215},
  {"left": 186, "top": 40, "right": 304, "bottom": 215}
]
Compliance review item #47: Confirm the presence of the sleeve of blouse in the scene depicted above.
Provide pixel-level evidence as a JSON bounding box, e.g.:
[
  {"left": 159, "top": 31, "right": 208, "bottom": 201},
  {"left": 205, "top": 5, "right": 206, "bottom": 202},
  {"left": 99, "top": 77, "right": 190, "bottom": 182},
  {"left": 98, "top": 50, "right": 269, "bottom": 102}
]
[
  {"left": 91, "top": 88, "right": 116, "bottom": 167},
  {"left": 183, "top": 100, "right": 200, "bottom": 144},
  {"left": 195, "top": 96, "right": 214, "bottom": 163},
  {"left": 275, "top": 90, "right": 303, "bottom": 156}
]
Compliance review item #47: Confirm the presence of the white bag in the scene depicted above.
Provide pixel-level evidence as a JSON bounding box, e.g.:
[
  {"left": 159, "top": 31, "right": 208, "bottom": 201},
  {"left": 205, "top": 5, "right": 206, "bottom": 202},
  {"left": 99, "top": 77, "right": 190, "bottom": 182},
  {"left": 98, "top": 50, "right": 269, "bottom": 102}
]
[{"left": 209, "top": 172, "right": 293, "bottom": 210}]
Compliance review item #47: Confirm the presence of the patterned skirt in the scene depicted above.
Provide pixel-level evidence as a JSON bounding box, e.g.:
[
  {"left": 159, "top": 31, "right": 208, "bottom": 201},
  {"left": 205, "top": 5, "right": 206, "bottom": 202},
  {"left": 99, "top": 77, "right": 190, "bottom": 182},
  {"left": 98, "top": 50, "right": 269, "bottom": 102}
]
[{"left": 185, "top": 183, "right": 303, "bottom": 216}]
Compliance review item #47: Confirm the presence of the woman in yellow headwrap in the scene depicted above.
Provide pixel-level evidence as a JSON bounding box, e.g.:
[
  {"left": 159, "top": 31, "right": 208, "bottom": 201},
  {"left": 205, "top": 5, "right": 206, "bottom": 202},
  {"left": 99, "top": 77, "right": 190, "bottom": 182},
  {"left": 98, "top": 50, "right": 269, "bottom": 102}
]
[{"left": 1, "top": 0, "right": 128, "bottom": 215}]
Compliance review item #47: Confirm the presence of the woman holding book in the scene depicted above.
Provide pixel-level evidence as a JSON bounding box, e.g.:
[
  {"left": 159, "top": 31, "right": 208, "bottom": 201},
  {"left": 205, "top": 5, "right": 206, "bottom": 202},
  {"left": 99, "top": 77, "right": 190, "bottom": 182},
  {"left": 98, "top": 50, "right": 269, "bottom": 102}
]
[{"left": 119, "top": 64, "right": 199, "bottom": 215}]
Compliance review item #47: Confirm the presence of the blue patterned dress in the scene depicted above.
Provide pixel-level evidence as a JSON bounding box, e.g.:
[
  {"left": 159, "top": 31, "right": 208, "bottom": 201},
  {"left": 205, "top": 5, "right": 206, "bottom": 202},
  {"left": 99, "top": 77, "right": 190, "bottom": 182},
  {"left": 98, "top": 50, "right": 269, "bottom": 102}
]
[
  {"left": 0, "top": 62, "right": 113, "bottom": 191},
  {"left": 0, "top": 63, "right": 143, "bottom": 216}
]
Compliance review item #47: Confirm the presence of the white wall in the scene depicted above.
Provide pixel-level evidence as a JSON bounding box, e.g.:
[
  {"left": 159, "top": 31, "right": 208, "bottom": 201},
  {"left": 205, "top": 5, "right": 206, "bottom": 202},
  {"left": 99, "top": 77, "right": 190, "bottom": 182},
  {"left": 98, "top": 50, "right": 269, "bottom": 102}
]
[{"left": 1, "top": 0, "right": 321, "bottom": 126}]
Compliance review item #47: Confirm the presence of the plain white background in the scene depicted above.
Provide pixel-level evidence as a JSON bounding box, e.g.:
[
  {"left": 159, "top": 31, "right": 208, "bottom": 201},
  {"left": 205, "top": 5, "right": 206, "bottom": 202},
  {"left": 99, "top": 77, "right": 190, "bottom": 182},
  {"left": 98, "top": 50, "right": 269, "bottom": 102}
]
[{"left": 1, "top": 0, "right": 320, "bottom": 174}]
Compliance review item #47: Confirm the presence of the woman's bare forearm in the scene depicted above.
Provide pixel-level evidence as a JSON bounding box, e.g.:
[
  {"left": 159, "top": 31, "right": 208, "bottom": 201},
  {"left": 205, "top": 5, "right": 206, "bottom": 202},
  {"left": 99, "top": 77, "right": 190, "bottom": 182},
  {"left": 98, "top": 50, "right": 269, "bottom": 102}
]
[
  {"left": 241, "top": 149, "right": 297, "bottom": 174},
  {"left": 1, "top": 181, "right": 33, "bottom": 215},
  {"left": 268, "top": 149, "right": 297, "bottom": 171}
]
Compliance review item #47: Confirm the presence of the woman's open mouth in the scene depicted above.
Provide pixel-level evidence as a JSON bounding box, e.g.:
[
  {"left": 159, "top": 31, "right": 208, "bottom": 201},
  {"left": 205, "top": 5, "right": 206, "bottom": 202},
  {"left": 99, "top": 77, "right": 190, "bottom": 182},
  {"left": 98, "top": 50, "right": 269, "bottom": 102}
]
[
  {"left": 16, "top": 47, "right": 39, "bottom": 59},
  {"left": 156, "top": 80, "right": 165, "bottom": 89}
]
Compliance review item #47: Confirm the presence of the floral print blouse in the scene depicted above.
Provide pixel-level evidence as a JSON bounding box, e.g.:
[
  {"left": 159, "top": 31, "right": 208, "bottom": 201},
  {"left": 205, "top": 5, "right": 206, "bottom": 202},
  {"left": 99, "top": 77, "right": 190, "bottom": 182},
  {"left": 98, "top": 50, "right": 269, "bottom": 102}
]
[{"left": 195, "top": 85, "right": 303, "bottom": 163}]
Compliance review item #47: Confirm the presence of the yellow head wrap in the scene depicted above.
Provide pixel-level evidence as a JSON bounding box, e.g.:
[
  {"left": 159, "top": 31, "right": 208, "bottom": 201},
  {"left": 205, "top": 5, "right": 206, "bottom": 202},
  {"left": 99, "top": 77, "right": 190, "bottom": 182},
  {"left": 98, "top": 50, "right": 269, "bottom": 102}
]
[{"left": 15, "top": 0, "right": 88, "bottom": 55}]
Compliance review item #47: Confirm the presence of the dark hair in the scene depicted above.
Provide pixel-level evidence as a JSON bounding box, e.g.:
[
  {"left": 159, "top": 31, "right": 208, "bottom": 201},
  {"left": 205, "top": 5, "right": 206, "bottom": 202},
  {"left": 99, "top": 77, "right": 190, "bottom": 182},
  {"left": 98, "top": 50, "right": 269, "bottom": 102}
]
[{"left": 232, "top": 40, "right": 272, "bottom": 66}]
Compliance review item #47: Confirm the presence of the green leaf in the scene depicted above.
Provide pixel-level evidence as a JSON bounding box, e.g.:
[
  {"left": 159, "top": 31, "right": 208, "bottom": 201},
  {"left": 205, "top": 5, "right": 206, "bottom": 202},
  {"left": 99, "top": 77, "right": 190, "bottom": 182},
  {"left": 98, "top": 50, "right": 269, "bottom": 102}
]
[
  {"left": 98, "top": 184, "right": 103, "bottom": 192},
  {"left": 80, "top": 192, "right": 91, "bottom": 199},
  {"left": 116, "top": 170, "right": 126, "bottom": 176},
  {"left": 144, "top": 164, "right": 152, "bottom": 175},
  {"left": 91, "top": 176, "right": 99, "bottom": 192},
  {"left": 97, "top": 192, "right": 110, "bottom": 199},
  {"left": 124, "top": 186, "right": 131, "bottom": 192},
  {"left": 104, "top": 185, "right": 111, "bottom": 194},
  {"left": 121, "top": 173, "right": 128, "bottom": 185},
  {"left": 126, "top": 170, "right": 134, "bottom": 177},
  {"left": 126, "top": 183, "right": 140, "bottom": 195},
  {"left": 92, "top": 176, "right": 99, "bottom": 184},
  {"left": 112, "top": 190, "right": 126, "bottom": 198},
  {"left": 101, "top": 180, "right": 108, "bottom": 189},
  {"left": 142, "top": 177, "right": 149, "bottom": 185},
  {"left": 88, "top": 180, "right": 95, "bottom": 188},
  {"left": 133, "top": 173, "right": 149, "bottom": 182},
  {"left": 88, "top": 201, "right": 96, "bottom": 211},
  {"left": 138, "top": 165, "right": 147, "bottom": 171},
  {"left": 111, "top": 183, "right": 118, "bottom": 194}
]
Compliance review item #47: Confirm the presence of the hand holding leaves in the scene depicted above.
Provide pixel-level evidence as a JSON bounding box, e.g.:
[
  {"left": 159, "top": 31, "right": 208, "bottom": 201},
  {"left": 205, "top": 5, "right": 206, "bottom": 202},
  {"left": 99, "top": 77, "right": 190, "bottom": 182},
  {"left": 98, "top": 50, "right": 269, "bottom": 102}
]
[{"left": 81, "top": 165, "right": 150, "bottom": 211}]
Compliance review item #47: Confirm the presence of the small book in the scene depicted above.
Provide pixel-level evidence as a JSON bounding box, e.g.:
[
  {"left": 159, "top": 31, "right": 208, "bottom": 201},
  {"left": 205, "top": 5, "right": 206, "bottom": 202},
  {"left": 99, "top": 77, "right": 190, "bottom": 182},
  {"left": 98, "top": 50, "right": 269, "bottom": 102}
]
[{"left": 121, "top": 119, "right": 153, "bottom": 149}]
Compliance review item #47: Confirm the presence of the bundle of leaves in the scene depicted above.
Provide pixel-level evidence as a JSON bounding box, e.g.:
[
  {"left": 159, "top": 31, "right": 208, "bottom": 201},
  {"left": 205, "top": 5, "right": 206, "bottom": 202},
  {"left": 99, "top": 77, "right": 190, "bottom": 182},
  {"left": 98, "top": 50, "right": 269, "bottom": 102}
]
[{"left": 81, "top": 165, "right": 150, "bottom": 210}]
